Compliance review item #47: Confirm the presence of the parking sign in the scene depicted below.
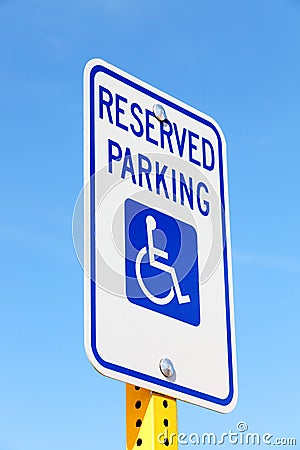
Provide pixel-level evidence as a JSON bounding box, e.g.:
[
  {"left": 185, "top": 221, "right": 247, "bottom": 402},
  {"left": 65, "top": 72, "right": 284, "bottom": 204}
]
[{"left": 84, "top": 59, "right": 237, "bottom": 412}]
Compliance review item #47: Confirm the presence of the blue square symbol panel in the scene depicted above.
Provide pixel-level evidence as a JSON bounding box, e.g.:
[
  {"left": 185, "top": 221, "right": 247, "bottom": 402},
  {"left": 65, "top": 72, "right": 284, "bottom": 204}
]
[{"left": 125, "top": 199, "right": 200, "bottom": 326}]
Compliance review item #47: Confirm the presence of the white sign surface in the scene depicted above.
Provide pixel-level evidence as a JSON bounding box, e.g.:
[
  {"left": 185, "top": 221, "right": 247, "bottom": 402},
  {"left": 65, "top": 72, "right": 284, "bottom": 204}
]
[{"left": 84, "top": 58, "right": 237, "bottom": 413}]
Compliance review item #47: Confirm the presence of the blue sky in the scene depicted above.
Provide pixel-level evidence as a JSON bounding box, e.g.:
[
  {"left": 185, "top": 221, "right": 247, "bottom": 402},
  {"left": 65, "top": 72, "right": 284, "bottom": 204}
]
[{"left": 0, "top": 0, "right": 299, "bottom": 448}]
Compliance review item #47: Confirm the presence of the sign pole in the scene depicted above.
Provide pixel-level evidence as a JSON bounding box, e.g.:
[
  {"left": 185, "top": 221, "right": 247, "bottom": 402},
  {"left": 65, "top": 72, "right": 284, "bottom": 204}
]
[{"left": 126, "top": 384, "right": 178, "bottom": 449}]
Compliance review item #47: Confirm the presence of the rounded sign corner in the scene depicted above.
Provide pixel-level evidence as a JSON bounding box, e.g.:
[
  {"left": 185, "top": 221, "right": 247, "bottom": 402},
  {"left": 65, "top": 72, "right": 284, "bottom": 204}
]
[
  {"left": 84, "top": 57, "right": 105, "bottom": 74},
  {"left": 219, "top": 387, "right": 238, "bottom": 414},
  {"left": 84, "top": 339, "right": 111, "bottom": 379}
]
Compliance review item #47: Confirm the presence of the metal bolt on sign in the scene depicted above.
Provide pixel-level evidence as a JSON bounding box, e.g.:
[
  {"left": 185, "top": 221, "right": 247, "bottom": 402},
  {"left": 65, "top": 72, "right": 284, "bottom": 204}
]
[
  {"left": 159, "top": 358, "right": 175, "bottom": 378},
  {"left": 153, "top": 104, "right": 167, "bottom": 122}
]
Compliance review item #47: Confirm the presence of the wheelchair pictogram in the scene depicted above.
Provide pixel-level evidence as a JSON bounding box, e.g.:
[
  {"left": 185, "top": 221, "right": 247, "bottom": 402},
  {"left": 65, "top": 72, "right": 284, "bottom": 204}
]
[
  {"left": 125, "top": 199, "right": 201, "bottom": 326},
  {"left": 135, "top": 215, "right": 191, "bottom": 306}
]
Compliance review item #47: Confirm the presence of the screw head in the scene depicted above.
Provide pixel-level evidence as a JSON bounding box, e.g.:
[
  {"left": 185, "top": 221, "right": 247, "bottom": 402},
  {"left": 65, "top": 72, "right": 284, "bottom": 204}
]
[
  {"left": 159, "top": 358, "right": 175, "bottom": 378},
  {"left": 153, "top": 104, "right": 167, "bottom": 122}
]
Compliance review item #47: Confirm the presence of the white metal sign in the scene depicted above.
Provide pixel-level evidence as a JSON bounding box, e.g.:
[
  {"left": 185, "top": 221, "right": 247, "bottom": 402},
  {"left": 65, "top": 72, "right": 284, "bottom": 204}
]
[{"left": 84, "top": 58, "right": 237, "bottom": 413}]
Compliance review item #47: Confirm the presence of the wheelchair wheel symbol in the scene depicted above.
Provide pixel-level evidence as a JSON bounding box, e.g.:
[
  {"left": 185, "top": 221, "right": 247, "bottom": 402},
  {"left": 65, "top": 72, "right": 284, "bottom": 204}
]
[{"left": 135, "top": 215, "right": 191, "bottom": 306}]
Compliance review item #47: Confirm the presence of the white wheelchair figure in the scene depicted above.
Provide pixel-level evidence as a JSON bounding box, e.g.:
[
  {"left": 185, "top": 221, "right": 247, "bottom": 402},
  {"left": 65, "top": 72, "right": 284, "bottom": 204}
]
[{"left": 135, "top": 215, "right": 191, "bottom": 306}]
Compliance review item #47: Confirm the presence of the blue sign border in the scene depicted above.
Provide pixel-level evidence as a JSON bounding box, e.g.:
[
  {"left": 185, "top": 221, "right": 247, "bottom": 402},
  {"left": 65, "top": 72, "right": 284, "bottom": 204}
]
[{"left": 88, "top": 63, "right": 234, "bottom": 406}]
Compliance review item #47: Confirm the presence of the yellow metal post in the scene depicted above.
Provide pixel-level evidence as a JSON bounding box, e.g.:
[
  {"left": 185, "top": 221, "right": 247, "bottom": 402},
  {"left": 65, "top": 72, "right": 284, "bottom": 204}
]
[{"left": 126, "top": 383, "right": 178, "bottom": 449}]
